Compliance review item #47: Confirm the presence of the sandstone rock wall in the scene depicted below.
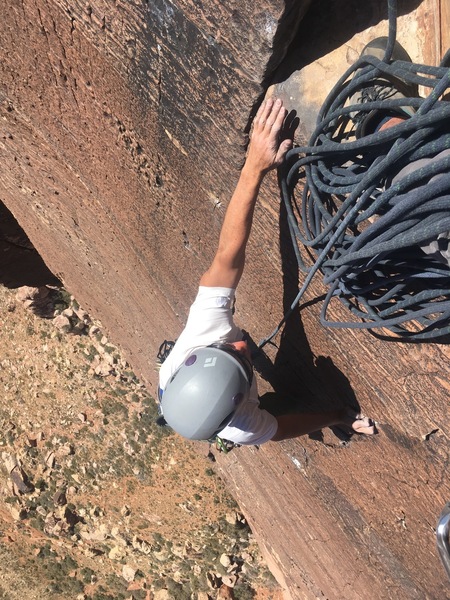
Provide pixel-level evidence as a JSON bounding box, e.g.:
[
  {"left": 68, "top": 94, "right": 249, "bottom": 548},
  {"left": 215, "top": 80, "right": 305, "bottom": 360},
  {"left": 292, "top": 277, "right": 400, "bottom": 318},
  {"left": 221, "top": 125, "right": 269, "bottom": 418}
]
[
  {"left": 0, "top": 0, "right": 306, "bottom": 381},
  {"left": 1, "top": 1, "right": 449, "bottom": 598}
]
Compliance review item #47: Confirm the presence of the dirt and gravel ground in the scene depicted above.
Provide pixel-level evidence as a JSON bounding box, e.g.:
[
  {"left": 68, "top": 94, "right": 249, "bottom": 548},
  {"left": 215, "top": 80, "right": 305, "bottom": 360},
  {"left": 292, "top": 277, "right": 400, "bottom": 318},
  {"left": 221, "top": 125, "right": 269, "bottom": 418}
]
[{"left": 0, "top": 271, "right": 282, "bottom": 600}]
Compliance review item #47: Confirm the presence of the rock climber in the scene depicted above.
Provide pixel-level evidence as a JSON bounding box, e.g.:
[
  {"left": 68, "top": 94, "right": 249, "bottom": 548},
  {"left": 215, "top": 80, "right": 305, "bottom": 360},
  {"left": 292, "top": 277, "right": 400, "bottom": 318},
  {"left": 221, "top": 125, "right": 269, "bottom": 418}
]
[{"left": 158, "top": 97, "right": 376, "bottom": 445}]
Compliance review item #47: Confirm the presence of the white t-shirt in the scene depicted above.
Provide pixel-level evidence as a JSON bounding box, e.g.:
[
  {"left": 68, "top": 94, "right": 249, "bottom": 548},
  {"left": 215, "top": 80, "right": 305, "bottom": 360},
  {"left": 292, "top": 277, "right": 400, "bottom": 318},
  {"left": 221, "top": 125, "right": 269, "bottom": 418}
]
[{"left": 159, "top": 286, "right": 278, "bottom": 445}]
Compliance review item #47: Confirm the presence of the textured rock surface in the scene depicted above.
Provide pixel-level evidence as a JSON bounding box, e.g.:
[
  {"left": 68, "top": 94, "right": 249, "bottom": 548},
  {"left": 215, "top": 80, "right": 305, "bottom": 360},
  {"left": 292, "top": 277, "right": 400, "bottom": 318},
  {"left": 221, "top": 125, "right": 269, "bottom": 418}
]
[
  {"left": 271, "top": 0, "right": 445, "bottom": 137},
  {"left": 0, "top": 0, "right": 308, "bottom": 380},
  {"left": 1, "top": 1, "right": 449, "bottom": 599}
]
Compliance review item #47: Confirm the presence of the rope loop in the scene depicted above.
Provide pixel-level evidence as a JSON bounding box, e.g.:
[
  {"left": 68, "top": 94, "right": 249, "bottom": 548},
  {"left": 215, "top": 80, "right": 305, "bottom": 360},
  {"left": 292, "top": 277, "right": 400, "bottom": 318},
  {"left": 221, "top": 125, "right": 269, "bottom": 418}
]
[{"left": 259, "top": 0, "right": 450, "bottom": 345}]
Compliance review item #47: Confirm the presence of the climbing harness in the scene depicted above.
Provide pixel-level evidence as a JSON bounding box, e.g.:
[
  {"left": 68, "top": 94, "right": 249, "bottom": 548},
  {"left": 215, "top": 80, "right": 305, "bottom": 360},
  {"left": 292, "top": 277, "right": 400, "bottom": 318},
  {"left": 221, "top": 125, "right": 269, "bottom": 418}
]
[
  {"left": 259, "top": 0, "right": 450, "bottom": 346},
  {"left": 156, "top": 339, "right": 175, "bottom": 366}
]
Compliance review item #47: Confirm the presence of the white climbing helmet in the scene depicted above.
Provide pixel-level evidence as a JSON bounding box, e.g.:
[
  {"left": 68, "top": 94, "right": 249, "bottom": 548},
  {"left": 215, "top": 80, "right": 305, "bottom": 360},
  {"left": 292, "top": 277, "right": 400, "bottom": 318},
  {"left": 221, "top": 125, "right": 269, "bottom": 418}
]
[{"left": 160, "top": 345, "right": 252, "bottom": 440}]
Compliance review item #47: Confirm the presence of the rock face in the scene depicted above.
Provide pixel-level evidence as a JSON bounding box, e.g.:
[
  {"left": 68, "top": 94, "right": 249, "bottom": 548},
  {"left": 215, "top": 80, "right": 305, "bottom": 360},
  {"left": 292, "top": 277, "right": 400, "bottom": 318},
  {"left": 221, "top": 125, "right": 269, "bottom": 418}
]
[
  {"left": 0, "top": 0, "right": 308, "bottom": 378},
  {"left": 1, "top": 1, "right": 450, "bottom": 599}
]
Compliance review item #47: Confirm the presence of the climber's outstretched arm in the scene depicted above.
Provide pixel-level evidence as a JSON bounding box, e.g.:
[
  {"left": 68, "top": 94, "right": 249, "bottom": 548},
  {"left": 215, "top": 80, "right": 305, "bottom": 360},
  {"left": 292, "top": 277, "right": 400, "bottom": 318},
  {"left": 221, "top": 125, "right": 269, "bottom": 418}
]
[{"left": 200, "top": 98, "right": 292, "bottom": 289}]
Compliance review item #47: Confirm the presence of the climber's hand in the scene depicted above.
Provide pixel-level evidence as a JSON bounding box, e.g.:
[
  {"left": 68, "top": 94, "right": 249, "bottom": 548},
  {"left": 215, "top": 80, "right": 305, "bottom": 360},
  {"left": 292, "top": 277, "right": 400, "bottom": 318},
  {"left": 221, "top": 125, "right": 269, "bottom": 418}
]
[{"left": 245, "top": 98, "right": 293, "bottom": 176}]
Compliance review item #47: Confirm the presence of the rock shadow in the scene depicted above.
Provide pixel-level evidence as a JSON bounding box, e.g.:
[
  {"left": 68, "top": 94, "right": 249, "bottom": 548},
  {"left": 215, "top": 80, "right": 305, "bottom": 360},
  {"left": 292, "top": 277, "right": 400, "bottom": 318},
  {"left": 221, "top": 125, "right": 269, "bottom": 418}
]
[
  {"left": 249, "top": 170, "right": 362, "bottom": 440},
  {"left": 271, "top": 0, "right": 424, "bottom": 84},
  {"left": 0, "top": 201, "right": 60, "bottom": 289}
]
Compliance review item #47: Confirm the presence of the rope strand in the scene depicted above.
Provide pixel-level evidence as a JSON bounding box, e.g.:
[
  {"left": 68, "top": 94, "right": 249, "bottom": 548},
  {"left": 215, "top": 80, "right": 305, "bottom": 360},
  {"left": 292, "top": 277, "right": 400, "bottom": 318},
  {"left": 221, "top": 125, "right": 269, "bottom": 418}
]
[{"left": 259, "top": 0, "right": 450, "bottom": 346}]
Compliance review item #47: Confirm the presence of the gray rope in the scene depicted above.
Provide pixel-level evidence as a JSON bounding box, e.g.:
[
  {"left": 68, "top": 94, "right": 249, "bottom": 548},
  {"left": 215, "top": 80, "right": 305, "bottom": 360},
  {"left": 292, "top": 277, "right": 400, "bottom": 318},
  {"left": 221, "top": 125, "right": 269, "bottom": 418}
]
[{"left": 259, "top": 0, "right": 450, "bottom": 345}]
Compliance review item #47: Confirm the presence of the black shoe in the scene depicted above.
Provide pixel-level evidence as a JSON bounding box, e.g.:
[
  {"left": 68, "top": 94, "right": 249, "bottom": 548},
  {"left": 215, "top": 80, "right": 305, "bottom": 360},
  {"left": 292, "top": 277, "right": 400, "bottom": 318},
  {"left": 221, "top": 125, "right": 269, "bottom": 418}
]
[
  {"left": 348, "top": 37, "right": 418, "bottom": 137},
  {"left": 156, "top": 415, "right": 168, "bottom": 427}
]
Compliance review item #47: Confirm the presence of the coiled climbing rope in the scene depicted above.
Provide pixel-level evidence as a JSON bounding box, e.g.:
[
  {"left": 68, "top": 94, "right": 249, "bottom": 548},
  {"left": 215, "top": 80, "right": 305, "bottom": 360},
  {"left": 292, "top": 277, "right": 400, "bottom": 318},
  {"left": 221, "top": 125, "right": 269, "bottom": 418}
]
[{"left": 259, "top": 0, "right": 450, "bottom": 346}]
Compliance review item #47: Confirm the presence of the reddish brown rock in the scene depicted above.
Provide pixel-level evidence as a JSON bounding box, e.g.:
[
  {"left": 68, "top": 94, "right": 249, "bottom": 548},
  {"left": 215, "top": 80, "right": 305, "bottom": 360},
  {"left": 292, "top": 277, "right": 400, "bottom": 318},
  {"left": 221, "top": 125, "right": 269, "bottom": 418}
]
[
  {"left": 0, "top": 0, "right": 308, "bottom": 378},
  {"left": 0, "top": 1, "right": 449, "bottom": 599}
]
